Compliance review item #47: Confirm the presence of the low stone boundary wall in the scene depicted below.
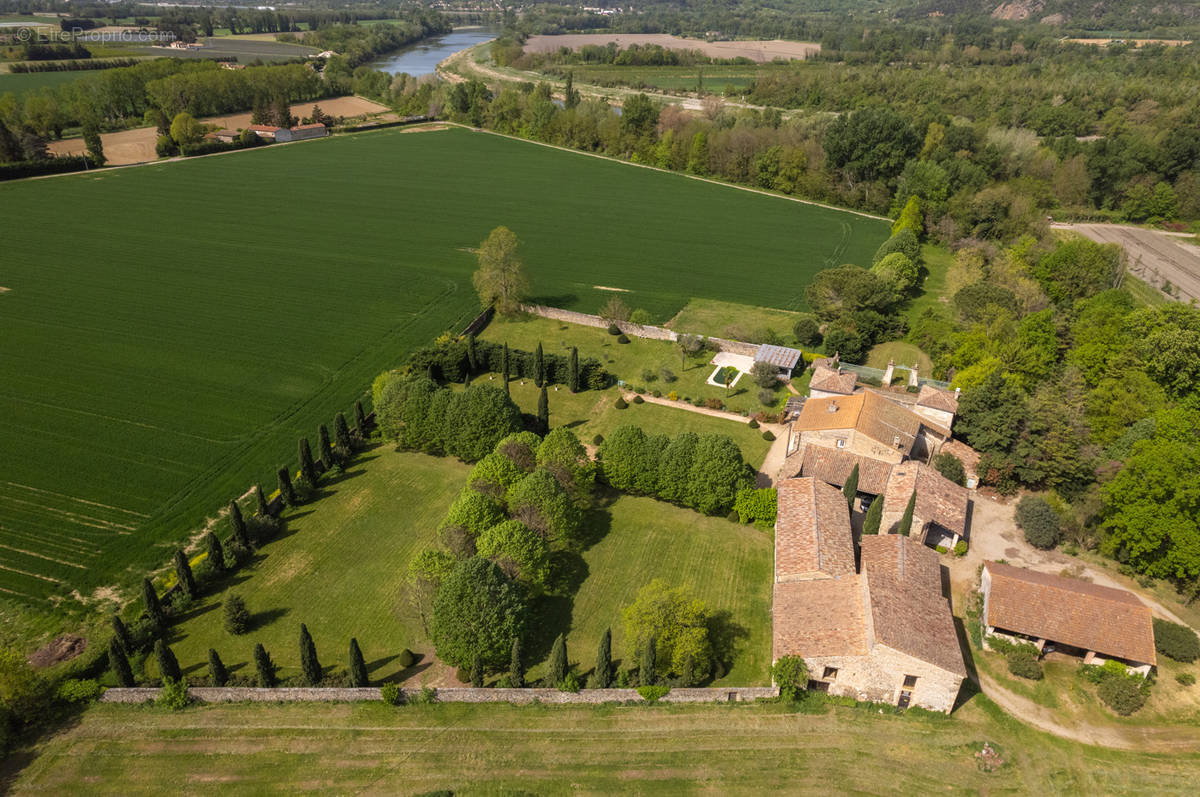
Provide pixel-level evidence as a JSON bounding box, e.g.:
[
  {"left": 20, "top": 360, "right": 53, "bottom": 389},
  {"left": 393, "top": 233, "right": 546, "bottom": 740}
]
[
  {"left": 100, "top": 686, "right": 778, "bottom": 705},
  {"left": 522, "top": 304, "right": 766, "bottom": 359}
]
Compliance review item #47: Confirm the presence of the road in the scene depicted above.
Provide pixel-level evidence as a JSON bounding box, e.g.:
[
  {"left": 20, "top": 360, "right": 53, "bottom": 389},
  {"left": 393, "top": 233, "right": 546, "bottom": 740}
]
[{"left": 1052, "top": 222, "right": 1200, "bottom": 302}]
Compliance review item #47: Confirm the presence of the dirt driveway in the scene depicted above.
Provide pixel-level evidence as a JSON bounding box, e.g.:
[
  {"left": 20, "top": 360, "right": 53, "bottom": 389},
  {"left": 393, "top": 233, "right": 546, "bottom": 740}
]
[
  {"left": 48, "top": 95, "right": 390, "bottom": 165},
  {"left": 1055, "top": 222, "right": 1200, "bottom": 302}
]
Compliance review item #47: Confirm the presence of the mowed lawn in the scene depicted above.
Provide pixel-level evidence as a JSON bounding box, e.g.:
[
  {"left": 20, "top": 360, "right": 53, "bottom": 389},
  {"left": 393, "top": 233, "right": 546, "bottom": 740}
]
[
  {"left": 161, "top": 445, "right": 771, "bottom": 686},
  {"left": 0, "top": 125, "right": 881, "bottom": 622},
  {"left": 12, "top": 699, "right": 1200, "bottom": 794}
]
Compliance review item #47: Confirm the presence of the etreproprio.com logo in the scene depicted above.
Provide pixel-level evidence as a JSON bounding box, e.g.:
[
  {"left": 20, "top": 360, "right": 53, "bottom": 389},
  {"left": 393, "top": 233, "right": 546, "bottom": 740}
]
[{"left": 9, "top": 27, "right": 177, "bottom": 43}]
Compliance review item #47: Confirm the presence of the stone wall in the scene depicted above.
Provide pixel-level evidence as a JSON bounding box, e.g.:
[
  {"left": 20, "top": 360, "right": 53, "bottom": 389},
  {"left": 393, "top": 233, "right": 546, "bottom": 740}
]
[
  {"left": 100, "top": 686, "right": 779, "bottom": 705},
  {"left": 521, "top": 304, "right": 764, "bottom": 358},
  {"left": 803, "top": 644, "right": 962, "bottom": 713}
]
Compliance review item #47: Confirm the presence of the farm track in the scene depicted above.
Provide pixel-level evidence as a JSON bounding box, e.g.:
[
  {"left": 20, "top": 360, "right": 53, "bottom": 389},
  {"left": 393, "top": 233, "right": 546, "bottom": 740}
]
[{"left": 1056, "top": 222, "right": 1200, "bottom": 302}]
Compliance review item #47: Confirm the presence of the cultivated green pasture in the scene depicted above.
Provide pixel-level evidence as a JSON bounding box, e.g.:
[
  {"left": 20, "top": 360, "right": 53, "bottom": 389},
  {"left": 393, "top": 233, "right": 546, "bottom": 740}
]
[
  {"left": 0, "top": 70, "right": 91, "bottom": 98},
  {"left": 565, "top": 63, "right": 773, "bottom": 92},
  {"left": 0, "top": 125, "right": 883, "bottom": 630}
]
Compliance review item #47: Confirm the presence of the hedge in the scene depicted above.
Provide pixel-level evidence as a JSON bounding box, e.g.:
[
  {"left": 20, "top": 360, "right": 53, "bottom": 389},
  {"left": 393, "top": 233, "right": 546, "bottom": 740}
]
[{"left": 409, "top": 339, "right": 612, "bottom": 391}]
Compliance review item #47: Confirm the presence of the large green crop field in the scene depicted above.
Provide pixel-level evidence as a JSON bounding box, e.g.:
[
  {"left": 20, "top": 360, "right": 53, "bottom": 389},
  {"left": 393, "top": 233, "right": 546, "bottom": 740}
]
[
  {"left": 0, "top": 125, "right": 885, "bottom": 630},
  {"left": 0, "top": 69, "right": 92, "bottom": 98}
]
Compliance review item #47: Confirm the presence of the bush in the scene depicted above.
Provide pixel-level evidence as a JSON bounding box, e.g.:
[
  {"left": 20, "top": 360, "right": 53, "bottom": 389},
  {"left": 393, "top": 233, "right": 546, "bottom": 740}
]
[
  {"left": 770, "top": 655, "right": 809, "bottom": 701},
  {"left": 615, "top": 397, "right": 628, "bottom": 409},
  {"left": 932, "top": 452, "right": 966, "bottom": 486},
  {"left": 652, "top": 390, "right": 661, "bottom": 398},
  {"left": 1015, "top": 496, "right": 1061, "bottom": 550},
  {"left": 748, "top": 419, "right": 759, "bottom": 429},
  {"left": 607, "top": 323, "right": 620, "bottom": 335},
  {"left": 633, "top": 394, "right": 644, "bottom": 404},
  {"left": 953, "top": 540, "right": 968, "bottom": 557},
  {"left": 935, "top": 545, "right": 948, "bottom": 554},
  {"left": 757, "top": 389, "right": 776, "bottom": 406},
  {"left": 155, "top": 677, "right": 191, "bottom": 710},
  {"left": 659, "top": 368, "right": 676, "bottom": 383},
  {"left": 56, "top": 678, "right": 102, "bottom": 704},
  {"left": 592, "top": 434, "right": 604, "bottom": 445},
  {"left": 1175, "top": 672, "right": 1196, "bottom": 686},
  {"left": 637, "top": 684, "right": 670, "bottom": 703},
  {"left": 1006, "top": 646, "right": 1043, "bottom": 680},
  {"left": 667, "top": 391, "right": 679, "bottom": 401},
  {"left": 762, "top": 431, "right": 776, "bottom": 441},
  {"left": 640, "top": 368, "right": 657, "bottom": 383},
  {"left": 1097, "top": 673, "right": 1148, "bottom": 715},
  {"left": 558, "top": 671, "right": 581, "bottom": 693},
  {"left": 617, "top": 334, "right": 630, "bottom": 344},
  {"left": 380, "top": 683, "right": 404, "bottom": 705},
  {"left": 1154, "top": 618, "right": 1200, "bottom": 663},
  {"left": 398, "top": 648, "right": 417, "bottom": 669},
  {"left": 704, "top": 397, "right": 724, "bottom": 410},
  {"left": 223, "top": 595, "right": 250, "bottom": 635}
]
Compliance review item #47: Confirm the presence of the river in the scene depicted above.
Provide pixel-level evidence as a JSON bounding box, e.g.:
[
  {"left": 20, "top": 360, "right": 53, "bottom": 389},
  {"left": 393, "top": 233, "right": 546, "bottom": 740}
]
[{"left": 367, "top": 27, "right": 497, "bottom": 77}]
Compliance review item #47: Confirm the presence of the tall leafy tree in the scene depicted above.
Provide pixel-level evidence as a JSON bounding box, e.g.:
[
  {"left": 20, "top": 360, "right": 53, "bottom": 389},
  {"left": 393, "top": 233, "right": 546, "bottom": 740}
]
[
  {"left": 589, "top": 627, "right": 612, "bottom": 689},
  {"left": 430, "top": 556, "right": 529, "bottom": 671},
  {"left": 623, "top": 580, "right": 713, "bottom": 683},
  {"left": 548, "top": 633, "right": 568, "bottom": 687},
  {"left": 142, "top": 577, "right": 165, "bottom": 628},
  {"left": 299, "top": 623, "right": 322, "bottom": 686},
  {"left": 298, "top": 438, "right": 318, "bottom": 487},
  {"left": 897, "top": 490, "right": 917, "bottom": 536},
  {"left": 109, "top": 638, "right": 135, "bottom": 687},
  {"left": 472, "top": 226, "right": 529, "bottom": 316},
  {"left": 229, "top": 500, "right": 249, "bottom": 549},
  {"left": 208, "top": 648, "right": 228, "bottom": 686},
  {"left": 277, "top": 467, "right": 297, "bottom": 508},
  {"left": 509, "top": 636, "right": 525, "bottom": 688},
  {"left": 173, "top": 549, "right": 196, "bottom": 598},
  {"left": 154, "top": 639, "right": 181, "bottom": 683},
  {"left": 348, "top": 638, "right": 368, "bottom": 687},
  {"left": 842, "top": 464, "right": 860, "bottom": 506},
  {"left": 253, "top": 643, "right": 276, "bottom": 687}
]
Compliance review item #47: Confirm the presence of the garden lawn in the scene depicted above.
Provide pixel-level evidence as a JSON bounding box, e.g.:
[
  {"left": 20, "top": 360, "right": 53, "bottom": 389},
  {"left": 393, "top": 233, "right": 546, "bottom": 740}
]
[
  {"left": 865, "top": 341, "right": 932, "bottom": 372},
  {"left": 480, "top": 314, "right": 791, "bottom": 417},
  {"left": 0, "top": 124, "right": 880, "bottom": 636},
  {"left": 665, "top": 297, "right": 803, "bottom": 345},
  {"left": 156, "top": 450, "right": 471, "bottom": 686},
  {"left": 11, "top": 698, "right": 1200, "bottom": 793}
]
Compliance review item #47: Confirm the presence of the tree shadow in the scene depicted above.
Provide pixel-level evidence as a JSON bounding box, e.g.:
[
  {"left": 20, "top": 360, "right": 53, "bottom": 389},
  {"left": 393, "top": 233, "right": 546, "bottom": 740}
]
[
  {"left": 527, "top": 593, "right": 575, "bottom": 667},
  {"left": 251, "top": 607, "right": 290, "bottom": 632},
  {"left": 564, "top": 419, "right": 587, "bottom": 429},
  {"left": 707, "top": 610, "right": 749, "bottom": 683},
  {"left": 320, "top": 466, "right": 369, "bottom": 488},
  {"left": 573, "top": 503, "right": 614, "bottom": 552},
  {"left": 279, "top": 509, "right": 316, "bottom": 524},
  {"left": 529, "top": 293, "right": 579, "bottom": 308},
  {"left": 182, "top": 660, "right": 207, "bottom": 676},
  {"left": 171, "top": 600, "right": 220, "bottom": 624},
  {"left": 379, "top": 660, "right": 431, "bottom": 685},
  {"left": 366, "top": 654, "right": 399, "bottom": 673}
]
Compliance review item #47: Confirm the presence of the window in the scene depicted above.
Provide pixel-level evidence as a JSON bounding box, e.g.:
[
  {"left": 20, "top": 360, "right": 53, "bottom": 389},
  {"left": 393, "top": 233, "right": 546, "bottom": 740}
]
[
  {"left": 822, "top": 666, "right": 839, "bottom": 680},
  {"left": 903, "top": 674, "right": 918, "bottom": 688},
  {"left": 808, "top": 680, "right": 830, "bottom": 693},
  {"left": 836, "top": 438, "right": 846, "bottom": 449}
]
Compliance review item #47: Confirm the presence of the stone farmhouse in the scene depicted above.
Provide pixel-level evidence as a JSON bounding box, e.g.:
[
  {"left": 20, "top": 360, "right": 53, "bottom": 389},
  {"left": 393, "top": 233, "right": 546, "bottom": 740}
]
[
  {"left": 808, "top": 362, "right": 858, "bottom": 399},
  {"left": 772, "top": 477, "right": 967, "bottom": 712},
  {"left": 879, "top": 462, "right": 969, "bottom": 548},
  {"left": 786, "top": 391, "right": 951, "bottom": 465},
  {"left": 981, "top": 562, "right": 1157, "bottom": 676}
]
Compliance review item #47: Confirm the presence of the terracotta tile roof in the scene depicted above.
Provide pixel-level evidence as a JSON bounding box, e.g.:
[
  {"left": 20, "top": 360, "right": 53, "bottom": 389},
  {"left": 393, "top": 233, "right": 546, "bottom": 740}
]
[
  {"left": 939, "top": 439, "right": 981, "bottom": 475},
  {"left": 799, "top": 446, "right": 894, "bottom": 495},
  {"left": 794, "top": 393, "right": 866, "bottom": 431},
  {"left": 249, "top": 124, "right": 282, "bottom": 133},
  {"left": 983, "top": 562, "right": 1157, "bottom": 665},
  {"left": 862, "top": 536, "right": 967, "bottom": 677},
  {"left": 809, "top": 364, "right": 858, "bottom": 395},
  {"left": 775, "top": 477, "right": 856, "bottom": 581},
  {"left": 773, "top": 577, "right": 868, "bottom": 659},
  {"left": 916, "top": 384, "right": 959, "bottom": 413},
  {"left": 795, "top": 392, "right": 938, "bottom": 455},
  {"left": 883, "top": 463, "right": 969, "bottom": 536}
]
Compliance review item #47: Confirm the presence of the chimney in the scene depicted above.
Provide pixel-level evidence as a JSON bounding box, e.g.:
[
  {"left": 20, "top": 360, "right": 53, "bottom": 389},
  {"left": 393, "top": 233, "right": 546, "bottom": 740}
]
[
  {"left": 826, "top": 401, "right": 839, "bottom": 413},
  {"left": 955, "top": 387, "right": 961, "bottom": 395}
]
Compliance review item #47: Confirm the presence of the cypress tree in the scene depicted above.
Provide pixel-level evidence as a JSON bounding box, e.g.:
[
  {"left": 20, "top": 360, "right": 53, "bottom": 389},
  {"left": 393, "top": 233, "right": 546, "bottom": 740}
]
[
  {"left": 254, "top": 483, "right": 270, "bottom": 517},
  {"left": 112, "top": 614, "right": 134, "bottom": 653},
  {"left": 154, "top": 639, "right": 181, "bottom": 683},
  {"left": 640, "top": 636, "right": 656, "bottom": 686},
  {"left": 897, "top": 489, "right": 917, "bottom": 536},
  {"left": 842, "top": 463, "right": 860, "bottom": 507},
  {"left": 173, "top": 549, "right": 196, "bottom": 598},
  {"left": 299, "top": 623, "right": 322, "bottom": 686},
  {"left": 549, "top": 633, "right": 567, "bottom": 687},
  {"left": 318, "top": 425, "right": 334, "bottom": 469},
  {"left": 334, "top": 412, "right": 353, "bottom": 456},
  {"left": 466, "top": 333, "right": 478, "bottom": 373},
  {"left": 278, "top": 466, "right": 297, "bottom": 507},
  {"left": 537, "top": 386, "right": 549, "bottom": 434},
  {"left": 142, "top": 577, "right": 165, "bottom": 628},
  {"left": 463, "top": 370, "right": 470, "bottom": 387},
  {"left": 208, "top": 648, "right": 228, "bottom": 686},
  {"left": 205, "top": 531, "right": 228, "bottom": 573},
  {"left": 591, "top": 627, "right": 612, "bottom": 689},
  {"left": 534, "top": 341, "right": 545, "bottom": 387},
  {"left": 509, "top": 636, "right": 525, "bottom": 688},
  {"left": 863, "top": 494, "right": 883, "bottom": 535},
  {"left": 348, "top": 638, "right": 368, "bottom": 687},
  {"left": 569, "top": 347, "right": 580, "bottom": 393},
  {"left": 502, "top": 343, "right": 510, "bottom": 393},
  {"left": 229, "top": 500, "right": 249, "bottom": 549},
  {"left": 298, "top": 438, "right": 318, "bottom": 486},
  {"left": 109, "top": 638, "right": 135, "bottom": 687},
  {"left": 254, "top": 643, "right": 277, "bottom": 687},
  {"left": 471, "top": 654, "right": 484, "bottom": 688},
  {"left": 354, "top": 400, "right": 368, "bottom": 438}
]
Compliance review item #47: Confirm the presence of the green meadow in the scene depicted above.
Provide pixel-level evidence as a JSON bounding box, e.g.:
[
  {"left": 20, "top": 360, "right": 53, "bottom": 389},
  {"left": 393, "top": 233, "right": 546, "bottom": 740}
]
[{"left": 0, "top": 125, "right": 885, "bottom": 627}]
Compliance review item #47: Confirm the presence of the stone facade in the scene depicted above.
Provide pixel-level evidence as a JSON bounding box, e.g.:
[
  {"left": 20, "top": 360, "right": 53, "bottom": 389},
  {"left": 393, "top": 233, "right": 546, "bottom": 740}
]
[
  {"left": 99, "top": 686, "right": 779, "bottom": 705},
  {"left": 795, "top": 428, "right": 908, "bottom": 465},
  {"left": 803, "top": 643, "right": 964, "bottom": 713}
]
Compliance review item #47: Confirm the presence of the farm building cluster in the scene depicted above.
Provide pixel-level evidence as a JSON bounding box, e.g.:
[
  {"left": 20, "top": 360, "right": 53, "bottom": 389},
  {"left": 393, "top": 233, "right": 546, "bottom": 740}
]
[{"left": 210, "top": 123, "right": 329, "bottom": 144}]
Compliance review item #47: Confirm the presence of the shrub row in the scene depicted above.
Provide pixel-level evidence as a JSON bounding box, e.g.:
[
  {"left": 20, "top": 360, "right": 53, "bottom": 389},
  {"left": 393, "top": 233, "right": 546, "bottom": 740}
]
[{"left": 408, "top": 336, "right": 611, "bottom": 390}]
